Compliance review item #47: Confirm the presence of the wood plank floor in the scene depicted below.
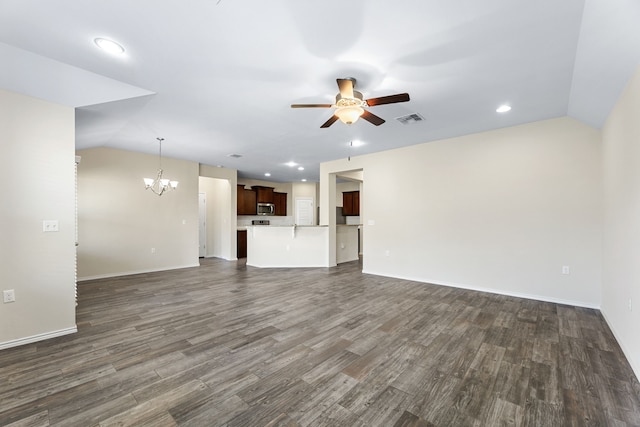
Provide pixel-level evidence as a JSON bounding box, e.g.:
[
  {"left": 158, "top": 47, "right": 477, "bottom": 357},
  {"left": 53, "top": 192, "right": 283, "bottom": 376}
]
[{"left": 1, "top": 258, "right": 639, "bottom": 426}]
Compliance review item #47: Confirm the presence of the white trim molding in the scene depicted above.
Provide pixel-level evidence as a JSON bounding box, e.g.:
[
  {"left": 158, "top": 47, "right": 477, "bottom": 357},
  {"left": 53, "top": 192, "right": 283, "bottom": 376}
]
[
  {"left": 77, "top": 263, "right": 201, "bottom": 282},
  {"left": 0, "top": 327, "right": 77, "bottom": 351}
]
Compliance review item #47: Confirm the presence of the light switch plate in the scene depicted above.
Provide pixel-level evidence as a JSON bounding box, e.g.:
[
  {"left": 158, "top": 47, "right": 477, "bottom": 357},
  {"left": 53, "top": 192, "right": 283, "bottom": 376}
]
[{"left": 3, "top": 289, "right": 15, "bottom": 303}]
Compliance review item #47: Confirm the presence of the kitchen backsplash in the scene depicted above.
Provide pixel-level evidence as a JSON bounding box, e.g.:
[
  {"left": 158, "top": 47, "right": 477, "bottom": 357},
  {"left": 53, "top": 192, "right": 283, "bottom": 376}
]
[
  {"left": 238, "top": 215, "right": 360, "bottom": 226},
  {"left": 346, "top": 216, "right": 360, "bottom": 225},
  {"left": 237, "top": 216, "right": 294, "bottom": 226}
]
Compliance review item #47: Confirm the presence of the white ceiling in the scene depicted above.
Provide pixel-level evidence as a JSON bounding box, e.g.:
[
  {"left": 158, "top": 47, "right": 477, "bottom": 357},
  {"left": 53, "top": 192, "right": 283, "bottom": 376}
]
[{"left": 1, "top": 0, "right": 639, "bottom": 183}]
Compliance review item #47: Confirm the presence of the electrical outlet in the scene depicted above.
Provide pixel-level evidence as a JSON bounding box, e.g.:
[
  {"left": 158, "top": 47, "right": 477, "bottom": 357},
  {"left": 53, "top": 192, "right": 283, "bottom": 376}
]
[
  {"left": 151, "top": 247, "right": 156, "bottom": 254},
  {"left": 3, "top": 289, "right": 16, "bottom": 303},
  {"left": 43, "top": 220, "right": 59, "bottom": 232},
  {"left": 562, "top": 266, "right": 570, "bottom": 275}
]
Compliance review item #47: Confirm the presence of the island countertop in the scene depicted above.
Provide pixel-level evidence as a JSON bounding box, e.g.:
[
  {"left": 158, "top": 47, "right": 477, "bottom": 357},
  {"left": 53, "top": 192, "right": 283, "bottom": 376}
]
[{"left": 244, "top": 224, "right": 359, "bottom": 268}]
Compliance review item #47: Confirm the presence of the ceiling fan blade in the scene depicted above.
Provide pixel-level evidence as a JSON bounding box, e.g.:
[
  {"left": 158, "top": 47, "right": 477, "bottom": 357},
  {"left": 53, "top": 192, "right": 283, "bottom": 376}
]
[
  {"left": 360, "top": 110, "right": 385, "bottom": 126},
  {"left": 320, "top": 115, "right": 339, "bottom": 128},
  {"left": 365, "top": 93, "right": 410, "bottom": 107},
  {"left": 291, "top": 103, "right": 333, "bottom": 108},
  {"left": 337, "top": 78, "right": 355, "bottom": 99}
]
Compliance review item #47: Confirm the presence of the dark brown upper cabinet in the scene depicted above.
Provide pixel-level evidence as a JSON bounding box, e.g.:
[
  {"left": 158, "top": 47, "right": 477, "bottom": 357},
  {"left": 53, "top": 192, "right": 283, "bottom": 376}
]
[
  {"left": 274, "top": 192, "right": 287, "bottom": 216},
  {"left": 237, "top": 185, "right": 257, "bottom": 215},
  {"left": 342, "top": 191, "right": 360, "bottom": 216},
  {"left": 253, "top": 186, "right": 274, "bottom": 204}
]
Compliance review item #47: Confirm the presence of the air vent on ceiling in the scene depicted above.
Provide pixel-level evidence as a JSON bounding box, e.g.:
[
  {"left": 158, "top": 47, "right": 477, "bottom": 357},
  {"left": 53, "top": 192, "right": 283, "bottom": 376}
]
[
  {"left": 395, "top": 113, "right": 425, "bottom": 125},
  {"left": 227, "top": 154, "right": 242, "bottom": 158}
]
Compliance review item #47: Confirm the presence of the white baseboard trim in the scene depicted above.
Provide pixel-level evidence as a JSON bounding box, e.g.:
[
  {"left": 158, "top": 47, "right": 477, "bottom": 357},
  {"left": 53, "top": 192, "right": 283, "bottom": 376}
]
[
  {"left": 204, "top": 255, "right": 236, "bottom": 261},
  {"left": 0, "top": 327, "right": 77, "bottom": 351},
  {"left": 599, "top": 310, "right": 640, "bottom": 381},
  {"left": 361, "top": 269, "right": 600, "bottom": 310},
  {"left": 78, "top": 263, "right": 201, "bottom": 282}
]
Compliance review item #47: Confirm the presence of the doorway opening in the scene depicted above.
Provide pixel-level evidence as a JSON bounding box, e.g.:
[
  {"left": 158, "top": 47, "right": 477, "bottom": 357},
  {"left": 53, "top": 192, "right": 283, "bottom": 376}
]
[{"left": 335, "top": 170, "right": 363, "bottom": 267}]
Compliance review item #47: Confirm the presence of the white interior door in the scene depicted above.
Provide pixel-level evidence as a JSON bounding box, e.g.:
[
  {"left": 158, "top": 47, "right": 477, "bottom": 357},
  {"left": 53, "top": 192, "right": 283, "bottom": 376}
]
[
  {"left": 295, "top": 197, "right": 314, "bottom": 225},
  {"left": 198, "top": 193, "right": 207, "bottom": 257}
]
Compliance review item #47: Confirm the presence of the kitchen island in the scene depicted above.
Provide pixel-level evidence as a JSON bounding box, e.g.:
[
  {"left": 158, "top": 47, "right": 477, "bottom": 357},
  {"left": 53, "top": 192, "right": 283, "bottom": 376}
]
[{"left": 246, "top": 224, "right": 360, "bottom": 268}]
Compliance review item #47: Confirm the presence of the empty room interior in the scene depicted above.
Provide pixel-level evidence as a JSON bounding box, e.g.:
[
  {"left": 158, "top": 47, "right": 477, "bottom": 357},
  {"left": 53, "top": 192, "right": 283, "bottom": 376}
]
[{"left": 1, "top": 1, "right": 640, "bottom": 425}]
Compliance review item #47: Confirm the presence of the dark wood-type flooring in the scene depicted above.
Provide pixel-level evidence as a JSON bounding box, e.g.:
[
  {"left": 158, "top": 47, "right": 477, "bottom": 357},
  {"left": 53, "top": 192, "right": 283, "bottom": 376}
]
[{"left": 1, "top": 258, "right": 639, "bottom": 426}]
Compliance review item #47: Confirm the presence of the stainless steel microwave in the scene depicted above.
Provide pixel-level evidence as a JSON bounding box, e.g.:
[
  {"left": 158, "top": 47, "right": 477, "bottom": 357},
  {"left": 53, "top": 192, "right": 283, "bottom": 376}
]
[{"left": 257, "top": 203, "right": 275, "bottom": 215}]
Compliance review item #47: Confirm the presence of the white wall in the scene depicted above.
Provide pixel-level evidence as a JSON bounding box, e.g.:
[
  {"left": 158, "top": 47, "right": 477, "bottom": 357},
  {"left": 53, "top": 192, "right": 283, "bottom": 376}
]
[
  {"left": 336, "top": 226, "right": 359, "bottom": 264},
  {"left": 76, "top": 147, "right": 200, "bottom": 280},
  {"left": 199, "top": 164, "right": 237, "bottom": 261},
  {"left": 247, "top": 226, "right": 329, "bottom": 268},
  {"left": 601, "top": 66, "right": 640, "bottom": 378},
  {"left": 0, "top": 89, "right": 77, "bottom": 348},
  {"left": 321, "top": 117, "right": 602, "bottom": 307},
  {"left": 199, "top": 176, "right": 232, "bottom": 259}
]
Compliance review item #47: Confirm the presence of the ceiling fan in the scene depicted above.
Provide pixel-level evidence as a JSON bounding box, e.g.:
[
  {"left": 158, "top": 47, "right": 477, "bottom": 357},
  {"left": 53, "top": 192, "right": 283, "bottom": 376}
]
[{"left": 291, "top": 78, "right": 410, "bottom": 128}]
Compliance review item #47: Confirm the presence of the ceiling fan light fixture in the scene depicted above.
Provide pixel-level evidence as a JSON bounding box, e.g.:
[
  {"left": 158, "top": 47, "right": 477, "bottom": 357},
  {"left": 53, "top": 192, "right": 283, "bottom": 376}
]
[{"left": 336, "top": 106, "right": 364, "bottom": 125}]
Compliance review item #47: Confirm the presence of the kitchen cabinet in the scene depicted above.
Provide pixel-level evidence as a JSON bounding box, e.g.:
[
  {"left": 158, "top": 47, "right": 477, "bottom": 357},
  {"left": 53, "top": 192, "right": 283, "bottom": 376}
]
[
  {"left": 253, "top": 186, "right": 274, "bottom": 203},
  {"left": 274, "top": 192, "right": 287, "bottom": 216},
  {"left": 237, "top": 185, "right": 257, "bottom": 215},
  {"left": 237, "top": 229, "right": 247, "bottom": 258},
  {"left": 342, "top": 191, "right": 360, "bottom": 216}
]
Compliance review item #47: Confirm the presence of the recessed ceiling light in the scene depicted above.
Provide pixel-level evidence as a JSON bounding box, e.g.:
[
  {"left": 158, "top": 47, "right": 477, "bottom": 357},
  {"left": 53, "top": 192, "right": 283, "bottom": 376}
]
[
  {"left": 264, "top": 173, "right": 271, "bottom": 177},
  {"left": 298, "top": 166, "right": 304, "bottom": 171},
  {"left": 301, "top": 179, "right": 307, "bottom": 182},
  {"left": 94, "top": 38, "right": 125, "bottom": 55},
  {"left": 350, "top": 140, "right": 365, "bottom": 147},
  {"left": 496, "top": 104, "right": 512, "bottom": 113},
  {"left": 285, "top": 161, "right": 298, "bottom": 167}
]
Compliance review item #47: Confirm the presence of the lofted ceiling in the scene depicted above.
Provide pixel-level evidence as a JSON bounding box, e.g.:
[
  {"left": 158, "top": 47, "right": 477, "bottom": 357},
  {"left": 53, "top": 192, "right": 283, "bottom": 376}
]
[{"left": 1, "top": 0, "right": 639, "bottom": 183}]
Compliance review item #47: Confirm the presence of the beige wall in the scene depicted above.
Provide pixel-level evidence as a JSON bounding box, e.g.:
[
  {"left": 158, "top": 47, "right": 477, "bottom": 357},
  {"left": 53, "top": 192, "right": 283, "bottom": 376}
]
[
  {"left": 0, "top": 89, "right": 77, "bottom": 348},
  {"left": 322, "top": 117, "right": 603, "bottom": 307},
  {"left": 601, "top": 66, "right": 640, "bottom": 377},
  {"left": 77, "top": 147, "right": 200, "bottom": 280}
]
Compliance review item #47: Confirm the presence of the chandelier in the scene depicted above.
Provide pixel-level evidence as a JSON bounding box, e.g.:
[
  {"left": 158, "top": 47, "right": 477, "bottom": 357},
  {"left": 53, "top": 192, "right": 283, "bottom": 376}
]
[{"left": 143, "top": 137, "right": 178, "bottom": 196}]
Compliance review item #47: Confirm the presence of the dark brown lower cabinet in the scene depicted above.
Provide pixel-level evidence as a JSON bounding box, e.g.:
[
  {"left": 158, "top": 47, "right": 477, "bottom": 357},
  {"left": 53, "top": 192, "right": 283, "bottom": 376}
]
[{"left": 237, "top": 230, "right": 247, "bottom": 258}]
